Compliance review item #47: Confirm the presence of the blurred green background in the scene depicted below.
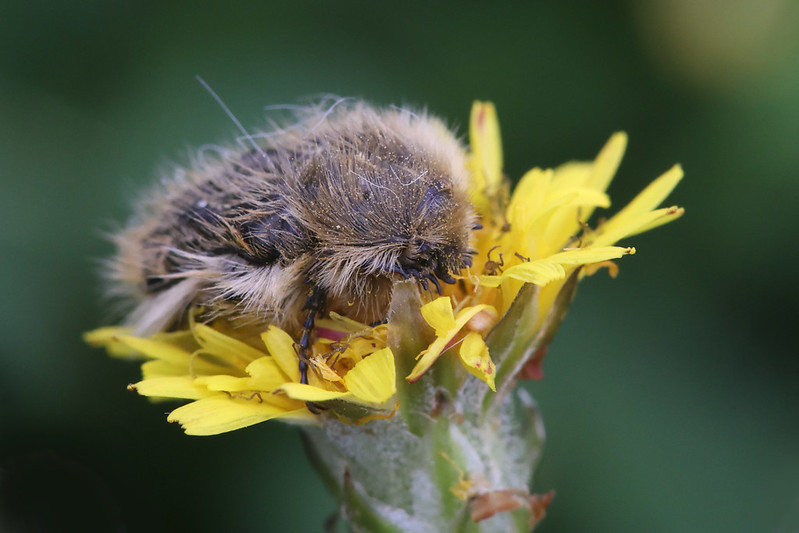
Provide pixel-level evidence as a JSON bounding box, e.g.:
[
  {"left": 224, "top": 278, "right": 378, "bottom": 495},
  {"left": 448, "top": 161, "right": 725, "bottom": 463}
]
[{"left": 1, "top": 1, "right": 797, "bottom": 531}]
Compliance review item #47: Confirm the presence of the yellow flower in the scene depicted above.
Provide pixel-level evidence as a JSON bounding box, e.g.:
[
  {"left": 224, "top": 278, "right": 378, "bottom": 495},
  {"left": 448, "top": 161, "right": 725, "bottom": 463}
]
[
  {"left": 84, "top": 314, "right": 396, "bottom": 435},
  {"left": 86, "top": 101, "right": 683, "bottom": 435},
  {"left": 471, "top": 110, "right": 684, "bottom": 324},
  {"left": 403, "top": 102, "right": 683, "bottom": 386}
]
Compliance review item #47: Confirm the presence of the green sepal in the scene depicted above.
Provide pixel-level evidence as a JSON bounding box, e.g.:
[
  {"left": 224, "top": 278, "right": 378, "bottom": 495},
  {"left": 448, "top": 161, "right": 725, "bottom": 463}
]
[
  {"left": 387, "top": 281, "right": 437, "bottom": 436},
  {"left": 484, "top": 272, "right": 579, "bottom": 412}
]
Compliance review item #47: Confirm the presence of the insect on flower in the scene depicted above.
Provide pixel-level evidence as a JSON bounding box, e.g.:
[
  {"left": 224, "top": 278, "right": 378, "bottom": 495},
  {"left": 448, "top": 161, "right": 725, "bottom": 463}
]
[{"left": 107, "top": 97, "right": 478, "bottom": 384}]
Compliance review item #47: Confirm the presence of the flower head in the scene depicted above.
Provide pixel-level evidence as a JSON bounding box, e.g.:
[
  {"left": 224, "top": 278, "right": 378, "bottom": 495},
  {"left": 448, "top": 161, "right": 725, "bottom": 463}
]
[
  {"left": 86, "top": 100, "right": 685, "bottom": 531},
  {"left": 85, "top": 313, "right": 396, "bottom": 435},
  {"left": 400, "top": 102, "right": 683, "bottom": 393},
  {"left": 87, "top": 101, "right": 682, "bottom": 435}
]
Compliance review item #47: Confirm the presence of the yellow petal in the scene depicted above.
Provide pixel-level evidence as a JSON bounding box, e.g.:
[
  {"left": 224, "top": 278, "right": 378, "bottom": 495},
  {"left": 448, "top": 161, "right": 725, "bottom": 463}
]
[
  {"left": 141, "top": 359, "right": 188, "bottom": 379},
  {"left": 261, "top": 326, "right": 301, "bottom": 383},
  {"left": 459, "top": 333, "right": 496, "bottom": 391},
  {"left": 193, "top": 323, "right": 266, "bottom": 365},
  {"left": 113, "top": 335, "right": 193, "bottom": 365},
  {"left": 470, "top": 101, "right": 503, "bottom": 188},
  {"left": 343, "top": 348, "right": 396, "bottom": 404},
  {"left": 468, "top": 101, "right": 504, "bottom": 211},
  {"left": 245, "top": 355, "right": 289, "bottom": 380},
  {"left": 138, "top": 350, "right": 238, "bottom": 378},
  {"left": 310, "top": 356, "right": 345, "bottom": 381},
  {"left": 344, "top": 337, "right": 379, "bottom": 360},
  {"left": 549, "top": 161, "right": 592, "bottom": 189},
  {"left": 278, "top": 382, "right": 349, "bottom": 402},
  {"left": 547, "top": 246, "right": 635, "bottom": 265},
  {"left": 194, "top": 375, "right": 255, "bottom": 392},
  {"left": 83, "top": 327, "right": 140, "bottom": 359},
  {"left": 512, "top": 133, "right": 624, "bottom": 256},
  {"left": 507, "top": 168, "right": 551, "bottom": 227},
  {"left": 194, "top": 373, "right": 290, "bottom": 394},
  {"left": 407, "top": 304, "right": 494, "bottom": 383},
  {"left": 535, "top": 188, "right": 611, "bottom": 253},
  {"left": 546, "top": 187, "right": 611, "bottom": 214},
  {"left": 594, "top": 164, "right": 683, "bottom": 246},
  {"left": 477, "top": 247, "right": 635, "bottom": 289},
  {"left": 131, "top": 376, "right": 212, "bottom": 399},
  {"left": 420, "top": 297, "right": 457, "bottom": 336},
  {"left": 477, "top": 260, "right": 565, "bottom": 288},
  {"left": 167, "top": 396, "right": 313, "bottom": 435},
  {"left": 586, "top": 131, "right": 627, "bottom": 193},
  {"left": 409, "top": 335, "right": 451, "bottom": 374},
  {"left": 238, "top": 357, "right": 296, "bottom": 391},
  {"left": 83, "top": 326, "right": 129, "bottom": 346},
  {"left": 621, "top": 206, "right": 684, "bottom": 237}
]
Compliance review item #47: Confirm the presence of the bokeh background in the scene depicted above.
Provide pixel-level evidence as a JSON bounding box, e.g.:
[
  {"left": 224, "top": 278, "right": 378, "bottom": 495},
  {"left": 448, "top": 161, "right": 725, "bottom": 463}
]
[{"left": 2, "top": 1, "right": 798, "bottom": 531}]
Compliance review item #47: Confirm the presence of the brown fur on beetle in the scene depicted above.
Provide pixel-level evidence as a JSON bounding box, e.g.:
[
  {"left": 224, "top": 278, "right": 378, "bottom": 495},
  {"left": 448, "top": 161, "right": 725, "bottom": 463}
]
[{"left": 107, "top": 101, "right": 477, "bottom": 338}]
